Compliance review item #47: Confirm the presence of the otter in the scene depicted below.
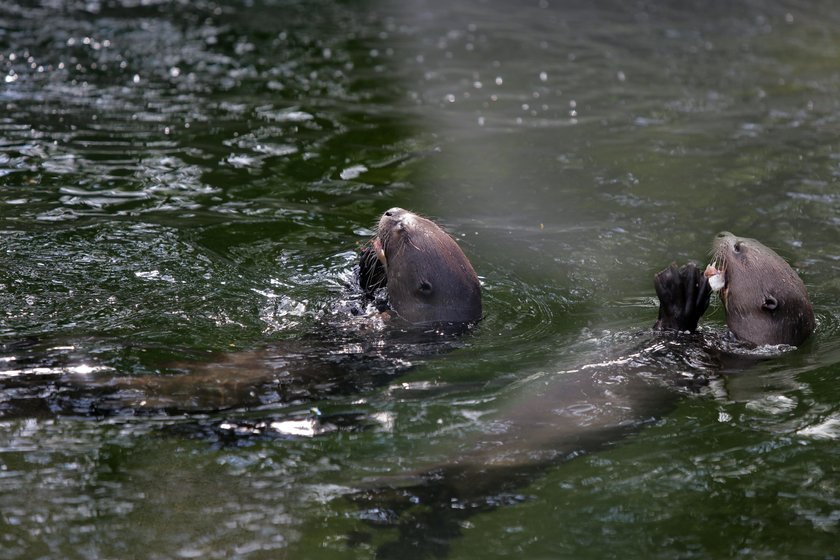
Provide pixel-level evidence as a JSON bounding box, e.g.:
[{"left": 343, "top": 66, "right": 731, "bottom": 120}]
[
  {"left": 655, "top": 231, "right": 815, "bottom": 346},
  {"left": 359, "top": 208, "right": 482, "bottom": 326}
]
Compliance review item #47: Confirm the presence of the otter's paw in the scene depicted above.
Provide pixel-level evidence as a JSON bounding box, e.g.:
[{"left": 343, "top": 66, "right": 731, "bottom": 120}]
[
  {"left": 653, "top": 262, "right": 712, "bottom": 332},
  {"left": 358, "top": 244, "right": 387, "bottom": 296}
]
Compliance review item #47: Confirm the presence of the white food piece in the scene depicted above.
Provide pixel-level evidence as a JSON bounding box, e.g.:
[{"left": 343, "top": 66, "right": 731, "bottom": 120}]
[{"left": 705, "top": 263, "right": 725, "bottom": 292}]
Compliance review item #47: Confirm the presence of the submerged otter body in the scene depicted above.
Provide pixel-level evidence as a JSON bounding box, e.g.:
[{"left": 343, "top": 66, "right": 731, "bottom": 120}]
[
  {"left": 655, "top": 232, "right": 815, "bottom": 347},
  {"left": 360, "top": 208, "right": 482, "bottom": 325}
]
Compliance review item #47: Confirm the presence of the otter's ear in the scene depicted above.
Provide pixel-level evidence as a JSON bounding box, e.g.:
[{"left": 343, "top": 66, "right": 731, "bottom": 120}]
[{"left": 762, "top": 295, "right": 778, "bottom": 311}]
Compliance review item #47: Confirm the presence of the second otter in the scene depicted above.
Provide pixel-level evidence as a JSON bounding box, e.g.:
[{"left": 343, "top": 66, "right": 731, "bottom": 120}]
[{"left": 655, "top": 231, "right": 815, "bottom": 346}]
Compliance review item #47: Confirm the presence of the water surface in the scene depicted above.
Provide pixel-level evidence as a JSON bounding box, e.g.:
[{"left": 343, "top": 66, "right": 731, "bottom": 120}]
[{"left": 2, "top": 0, "right": 840, "bottom": 558}]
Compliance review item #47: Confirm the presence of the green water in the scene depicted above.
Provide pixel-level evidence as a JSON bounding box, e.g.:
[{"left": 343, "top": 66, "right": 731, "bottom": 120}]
[{"left": 2, "top": 0, "right": 840, "bottom": 558}]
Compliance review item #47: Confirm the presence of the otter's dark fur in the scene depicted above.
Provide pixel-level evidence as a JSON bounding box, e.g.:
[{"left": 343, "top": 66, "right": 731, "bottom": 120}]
[{"left": 654, "top": 261, "right": 712, "bottom": 333}]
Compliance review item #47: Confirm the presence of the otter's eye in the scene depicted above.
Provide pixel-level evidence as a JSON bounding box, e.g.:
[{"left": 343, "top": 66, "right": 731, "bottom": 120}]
[
  {"left": 418, "top": 280, "right": 433, "bottom": 297},
  {"left": 762, "top": 295, "right": 778, "bottom": 311}
]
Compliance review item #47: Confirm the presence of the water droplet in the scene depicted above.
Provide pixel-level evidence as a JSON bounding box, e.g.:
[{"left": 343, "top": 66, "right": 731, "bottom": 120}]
[{"left": 340, "top": 164, "right": 368, "bottom": 180}]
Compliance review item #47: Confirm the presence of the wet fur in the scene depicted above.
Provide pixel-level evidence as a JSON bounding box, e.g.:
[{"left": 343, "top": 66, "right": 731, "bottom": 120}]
[
  {"left": 368, "top": 208, "right": 482, "bottom": 325},
  {"left": 711, "top": 232, "right": 814, "bottom": 346}
]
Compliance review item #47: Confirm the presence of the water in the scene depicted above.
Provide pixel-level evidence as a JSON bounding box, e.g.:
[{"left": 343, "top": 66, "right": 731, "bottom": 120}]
[{"left": 2, "top": 0, "right": 840, "bottom": 558}]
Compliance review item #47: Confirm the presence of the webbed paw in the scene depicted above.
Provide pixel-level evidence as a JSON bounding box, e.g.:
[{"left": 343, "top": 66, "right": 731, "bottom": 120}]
[{"left": 653, "top": 262, "right": 712, "bottom": 332}]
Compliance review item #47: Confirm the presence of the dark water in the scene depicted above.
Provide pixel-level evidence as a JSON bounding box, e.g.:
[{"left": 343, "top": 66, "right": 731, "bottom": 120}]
[{"left": 2, "top": 0, "right": 840, "bottom": 558}]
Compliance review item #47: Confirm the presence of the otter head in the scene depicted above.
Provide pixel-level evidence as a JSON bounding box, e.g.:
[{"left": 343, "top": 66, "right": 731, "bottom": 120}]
[
  {"left": 709, "top": 232, "right": 815, "bottom": 346},
  {"left": 372, "top": 208, "right": 482, "bottom": 325}
]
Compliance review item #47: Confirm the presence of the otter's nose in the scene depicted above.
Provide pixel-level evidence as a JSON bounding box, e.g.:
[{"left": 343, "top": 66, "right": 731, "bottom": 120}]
[{"left": 384, "top": 207, "right": 404, "bottom": 218}]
